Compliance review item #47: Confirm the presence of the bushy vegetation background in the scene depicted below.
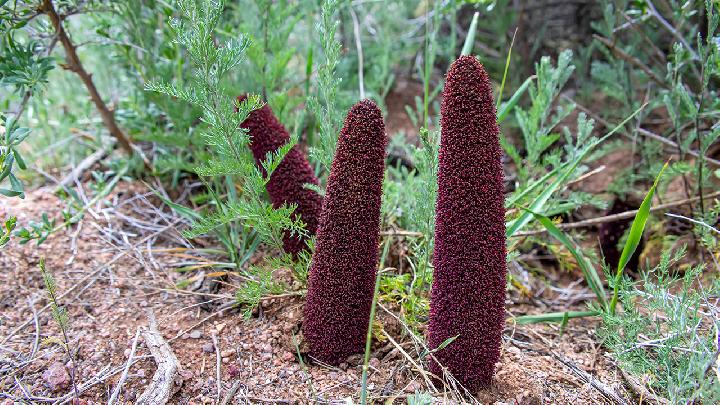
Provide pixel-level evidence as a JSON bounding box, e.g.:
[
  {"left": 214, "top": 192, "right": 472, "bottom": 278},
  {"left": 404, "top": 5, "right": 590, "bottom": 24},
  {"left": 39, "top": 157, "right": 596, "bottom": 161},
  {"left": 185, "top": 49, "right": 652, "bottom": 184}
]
[{"left": 2, "top": 0, "right": 719, "bottom": 402}]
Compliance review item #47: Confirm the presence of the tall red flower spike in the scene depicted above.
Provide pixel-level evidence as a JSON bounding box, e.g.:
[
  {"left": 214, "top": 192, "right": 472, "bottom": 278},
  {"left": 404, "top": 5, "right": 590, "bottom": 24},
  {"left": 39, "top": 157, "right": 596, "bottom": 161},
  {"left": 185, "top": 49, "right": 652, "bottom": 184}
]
[
  {"left": 302, "top": 99, "right": 387, "bottom": 364},
  {"left": 427, "top": 56, "right": 507, "bottom": 390},
  {"left": 238, "top": 95, "right": 322, "bottom": 255}
]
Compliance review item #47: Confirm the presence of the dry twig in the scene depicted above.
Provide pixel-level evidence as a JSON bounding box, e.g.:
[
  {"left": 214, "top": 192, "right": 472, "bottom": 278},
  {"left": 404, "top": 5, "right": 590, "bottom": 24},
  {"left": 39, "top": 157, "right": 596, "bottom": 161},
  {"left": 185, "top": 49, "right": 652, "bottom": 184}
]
[
  {"left": 57, "top": 142, "right": 114, "bottom": 191},
  {"left": 514, "top": 190, "right": 720, "bottom": 236},
  {"left": 108, "top": 327, "right": 142, "bottom": 405},
  {"left": 136, "top": 312, "right": 182, "bottom": 405},
  {"left": 566, "top": 95, "right": 720, "bottom": 167},
  {"left": 220, "top": 381, "right": 243, "bottom": 405},
  {"left": 212, "top": 332, "right": 222, "bottom": 403},
  {"left": 594, "top": 35, "right": 668, "bottom": 89},
  {"left": 551, "top": 351, "right": 630, "bottom": 405}
]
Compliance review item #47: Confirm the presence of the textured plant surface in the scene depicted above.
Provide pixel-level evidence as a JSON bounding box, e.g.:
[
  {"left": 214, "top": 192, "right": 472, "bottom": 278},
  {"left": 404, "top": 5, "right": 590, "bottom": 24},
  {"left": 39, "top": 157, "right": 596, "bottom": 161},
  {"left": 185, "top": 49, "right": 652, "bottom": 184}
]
[
  {"left": 427, "top": 55, "right": 507, "bottom": 390},
  {"left": 303, "top": 99, "right": 387, "bottom": 364},
  {"left": 238, "top": 95, "right": 322, "bottom": 255}
]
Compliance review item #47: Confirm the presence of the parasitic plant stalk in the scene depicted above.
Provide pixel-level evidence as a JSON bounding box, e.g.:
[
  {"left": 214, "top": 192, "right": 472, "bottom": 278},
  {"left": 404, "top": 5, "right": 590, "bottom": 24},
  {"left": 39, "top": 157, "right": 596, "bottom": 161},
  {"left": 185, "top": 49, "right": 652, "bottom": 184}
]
[
  {"left": 238, "top": 95, "right": 323, "bottom": 255},
  {"left": 303, "top": 99, "right": 387, "bottom": 364},
  {"left": 427, "top": 56, "right": 507, "bottom": 390}
]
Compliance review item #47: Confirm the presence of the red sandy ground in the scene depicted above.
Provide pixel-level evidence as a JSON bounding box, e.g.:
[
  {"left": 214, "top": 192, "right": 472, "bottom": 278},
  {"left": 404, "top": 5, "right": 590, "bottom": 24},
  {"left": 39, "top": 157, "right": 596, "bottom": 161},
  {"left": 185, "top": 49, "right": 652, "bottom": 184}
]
[{"left": 0, "top": 183, "right": 635, "bottom": 404}]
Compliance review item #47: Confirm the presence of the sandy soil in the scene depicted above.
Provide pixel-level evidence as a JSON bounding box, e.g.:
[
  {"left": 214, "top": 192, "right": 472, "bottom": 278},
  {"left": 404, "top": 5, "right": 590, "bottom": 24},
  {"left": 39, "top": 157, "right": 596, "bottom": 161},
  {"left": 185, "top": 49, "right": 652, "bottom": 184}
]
[{"left": 0, "top": 184, "right": 634, "bottom": 404}]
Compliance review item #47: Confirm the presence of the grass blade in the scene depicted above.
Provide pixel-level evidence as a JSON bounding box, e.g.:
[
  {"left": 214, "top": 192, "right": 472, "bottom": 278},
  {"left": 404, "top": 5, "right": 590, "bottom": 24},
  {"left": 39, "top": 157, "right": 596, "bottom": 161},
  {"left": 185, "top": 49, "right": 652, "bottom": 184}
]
[
  {"left": 496, "top": 27, "right": 518, "bottom": 110},
  {"left": 497, "top": 75, "right": 533, "bottom": 123},
  {"left": 522, "top": 207, "right": 607, "bottom": 308},
  {"left": 506, "top": 156, "right": 564, "bottom": 208},
  {"left": 460, "top": 12, "right": 479, "bottom": 56},
  {"left": 609, "top": 161, "right": 669, "bottom": 314},
  {"left": 360, "top": 239, "right": 391, "bottom": 405},
  {"left": 506, "top": 141, "right": 597, "bottom": 237},
  {"left": 146, "top": 182, "right": 202, "bottom": 221},
  {"left": 506, "top": 103, "right": 646, "bottom": 237},
  {"left": 515, "top": 310, "right": 599, "bottom": 325}
]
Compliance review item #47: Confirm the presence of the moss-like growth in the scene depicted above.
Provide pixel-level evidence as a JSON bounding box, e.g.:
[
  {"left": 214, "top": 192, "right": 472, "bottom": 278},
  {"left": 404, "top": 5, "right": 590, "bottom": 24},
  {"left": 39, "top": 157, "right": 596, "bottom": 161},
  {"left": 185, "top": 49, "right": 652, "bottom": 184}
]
[
  {"left": 238, "top": 95, "right": 322, "bottom": 255},
  {"left": 302, "top": 99, "right": 387, "bottom": 364},
  {"left": 427, "top": 56, "right": 507, "bottom": 390}
]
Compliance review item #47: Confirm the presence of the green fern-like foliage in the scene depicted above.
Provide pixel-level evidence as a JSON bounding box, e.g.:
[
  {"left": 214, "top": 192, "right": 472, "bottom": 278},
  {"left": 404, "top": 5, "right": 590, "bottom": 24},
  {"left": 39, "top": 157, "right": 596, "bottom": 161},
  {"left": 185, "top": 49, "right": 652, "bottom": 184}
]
[
  {"left": 513, "top": 49, "right": 575, "bottom": 181},
  {"left": 147, "top": 0, "right": 305, "bottom": 255},
  {"left": 600, "top": 247, "right": 720, "bottom": 403},
  {"left": 307, "top": 0, "right": 344, "bottom": 176}
]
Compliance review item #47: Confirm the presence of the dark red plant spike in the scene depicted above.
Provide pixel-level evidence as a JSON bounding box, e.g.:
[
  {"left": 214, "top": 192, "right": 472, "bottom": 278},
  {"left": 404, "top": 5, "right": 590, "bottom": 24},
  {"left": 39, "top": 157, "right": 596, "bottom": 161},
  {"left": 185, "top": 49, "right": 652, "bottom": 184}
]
[
  {"left": 302, "top": 99, "right": 387, "bottom": 364},
  {"left": 237, "top": 95, "right": 322, "bottom": 255},
  {"left": 427, "top": 56, "right": 507, "bottom": 390}
]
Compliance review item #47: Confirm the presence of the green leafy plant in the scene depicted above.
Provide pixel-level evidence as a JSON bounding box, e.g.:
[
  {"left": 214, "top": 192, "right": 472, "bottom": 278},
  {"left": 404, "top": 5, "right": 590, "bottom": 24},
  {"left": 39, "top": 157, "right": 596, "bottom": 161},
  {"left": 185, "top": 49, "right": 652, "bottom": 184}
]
[
  {"left": 307, "top": 0, "right": 343, "bottom": 176},
  {"left": 0, "top": 216, "right": 16, "bottom": 247},
  {"left": 600, "top": 247, "right": 720, "bottom": 403},
  {"left": 0, "top": 21, "right": 54, "bottom": 202},
  {"left": 39, "top": 257, "right": 79, "bottom": 400},
  {"left": 511, "top": 49, "right": 575, "bottom": 182},
  {"left": 609, "top": 162, "right": 669, "bottom": 315},
  {"left": 146, "top": 0, "right": 305, "bottom": 267},
  {"left": 0, "top": 116, "right": 29, "bottom": 198}
]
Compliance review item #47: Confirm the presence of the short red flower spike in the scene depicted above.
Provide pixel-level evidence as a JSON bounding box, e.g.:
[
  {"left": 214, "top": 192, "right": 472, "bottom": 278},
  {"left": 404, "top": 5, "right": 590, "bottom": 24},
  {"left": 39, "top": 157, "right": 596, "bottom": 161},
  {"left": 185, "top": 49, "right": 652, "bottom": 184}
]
[
  {"left": 427, "top": 56, "right": 507, "bottom": 390},
  {"left": 302, "top": 99, "right": 387, "bottom": 364},
  {"left": 238, "top": 95, "right": 322, "bottom": 255}
]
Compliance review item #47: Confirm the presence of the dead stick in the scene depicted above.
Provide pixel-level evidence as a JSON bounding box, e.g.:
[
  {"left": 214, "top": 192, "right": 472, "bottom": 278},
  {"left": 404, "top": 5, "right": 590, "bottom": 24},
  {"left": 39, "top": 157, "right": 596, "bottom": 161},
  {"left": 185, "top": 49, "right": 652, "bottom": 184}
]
[
  {"left": 565, "top": 95, "right": 720, "bottom": 167},
  {"left": 137, "top": 311, "right": 181, "bottom": 405},
  {"left": 379, "top": 230, "right": 423, "bottom": 237},
  {"left": 220, "top": 381, "right": 242, "bottom": 405},
  {"left": 619, "top": 368, "right": 669, "bottom": 404},
  {"left": 594, "top": 35, "right": 668, "bottom": 89},
  {"left": 212, "top": 332, "right": 222, "bottom": 403},
  {"left": 57, "top": 142, "right": 114, "bottom": 191},
  {"left": 514, "top": 191, "right": 720, "bottom": 236},
  {"left": 551, "top": 350, "right": 630, "bottom": 405},
  {"left": 108, "top": 327, "right": 141, "bottom": 405}
]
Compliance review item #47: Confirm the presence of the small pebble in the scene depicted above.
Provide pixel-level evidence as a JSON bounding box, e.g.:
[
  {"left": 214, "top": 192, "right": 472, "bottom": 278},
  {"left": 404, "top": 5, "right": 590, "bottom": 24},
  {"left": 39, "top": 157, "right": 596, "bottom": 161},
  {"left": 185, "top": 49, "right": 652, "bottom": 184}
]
[
  {"left": 42, "top": 362, "right": 70, "bottom": 392},
  {"left": 227, "top": 365, "right": 241, "bottom": 378}
]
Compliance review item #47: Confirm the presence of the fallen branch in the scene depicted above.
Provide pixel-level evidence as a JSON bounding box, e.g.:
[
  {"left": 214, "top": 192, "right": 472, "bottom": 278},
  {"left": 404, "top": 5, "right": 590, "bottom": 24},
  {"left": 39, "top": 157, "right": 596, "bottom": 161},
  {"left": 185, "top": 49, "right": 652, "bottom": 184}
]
[
  {"left": 108, "top": 327, "right": 141, "bottom": 405},
  {"left": 550, "top": 351, "right": 630, "bottom": 405},
  {"left": 514, "top": 190, "right": 720, "bottom": 236},
  {"left": 565, "top": 95, "right": 720, "bottom": 167},
  {"left": 212, "top": 332, "right": 222, "bottom": 403},
  {"left": 594, "top": 35, "right": 668, "bottom": 89},
  {"left": 220, "top": 381, "right": 243, "bottom": 405},
  {"left": 619, "top": 368, "right": 669, "bottom": 404},
  {"left": 57, "top": 142, "right": 115, "bottom": 191},
  {"left": 379, "top": 230, "right": 423, "bottom": 237},
  {"left": 136, "top": 312, "right": 182, "bottom": 405}
]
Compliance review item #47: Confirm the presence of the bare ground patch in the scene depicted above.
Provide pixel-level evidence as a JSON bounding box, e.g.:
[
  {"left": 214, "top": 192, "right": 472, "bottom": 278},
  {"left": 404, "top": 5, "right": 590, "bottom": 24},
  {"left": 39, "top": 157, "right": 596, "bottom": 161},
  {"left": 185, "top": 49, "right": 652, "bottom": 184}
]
[{"left": 1, "top": 184, "right": 632, "bottom": 404}]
